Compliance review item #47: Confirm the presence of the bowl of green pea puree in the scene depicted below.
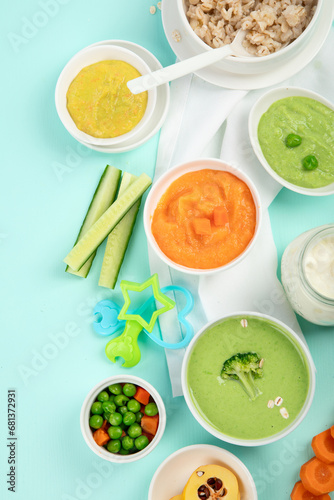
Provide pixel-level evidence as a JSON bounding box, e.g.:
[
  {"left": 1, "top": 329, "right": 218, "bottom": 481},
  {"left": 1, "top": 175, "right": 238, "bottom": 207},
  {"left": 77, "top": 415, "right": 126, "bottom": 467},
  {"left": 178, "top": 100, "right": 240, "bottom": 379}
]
[
  {"left": 181, "top": 313, "right": 315, "bottom": 447},
  {"left": 249, "top": 87, "right": 334, "bottom": 196}
]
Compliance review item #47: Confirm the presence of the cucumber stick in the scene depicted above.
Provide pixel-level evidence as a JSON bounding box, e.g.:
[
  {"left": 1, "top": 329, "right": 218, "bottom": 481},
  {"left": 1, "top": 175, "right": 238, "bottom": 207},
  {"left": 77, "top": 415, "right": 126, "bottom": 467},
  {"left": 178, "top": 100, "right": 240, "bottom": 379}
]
[
  {"left": 99, "top": 172, "right": 141, "bottom": 289},
  {"left": 65, "top": 165, "right": 121, "bottom": 277},
  {"left": 64, "top": 173, "right": 152, "bottom": 271}
]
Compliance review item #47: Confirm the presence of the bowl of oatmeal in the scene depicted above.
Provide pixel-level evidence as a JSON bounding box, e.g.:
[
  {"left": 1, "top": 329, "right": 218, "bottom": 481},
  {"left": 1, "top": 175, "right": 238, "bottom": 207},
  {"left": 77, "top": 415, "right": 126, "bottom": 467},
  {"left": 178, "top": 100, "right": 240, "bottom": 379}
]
[{"left": 176, "top": 0, "right": 322, "bottom": 74}]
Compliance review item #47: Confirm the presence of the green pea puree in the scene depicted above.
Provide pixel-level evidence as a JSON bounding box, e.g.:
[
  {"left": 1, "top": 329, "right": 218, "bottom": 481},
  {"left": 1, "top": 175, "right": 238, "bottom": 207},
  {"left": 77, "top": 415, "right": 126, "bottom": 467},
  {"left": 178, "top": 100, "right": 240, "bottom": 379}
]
[
  {"left": 258, "top": 97, "right": 334, "bottom": 188},
  {"left": 187, "top": 316, "right": 310, "bottom": 440}
]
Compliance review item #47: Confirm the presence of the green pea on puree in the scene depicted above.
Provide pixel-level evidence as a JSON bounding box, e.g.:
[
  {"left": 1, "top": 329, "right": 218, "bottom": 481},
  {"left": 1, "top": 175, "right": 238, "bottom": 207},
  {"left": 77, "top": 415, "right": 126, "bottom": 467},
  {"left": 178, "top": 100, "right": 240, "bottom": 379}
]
[{"left": 258, "top": 97, "right": 334, "bottom": 188}]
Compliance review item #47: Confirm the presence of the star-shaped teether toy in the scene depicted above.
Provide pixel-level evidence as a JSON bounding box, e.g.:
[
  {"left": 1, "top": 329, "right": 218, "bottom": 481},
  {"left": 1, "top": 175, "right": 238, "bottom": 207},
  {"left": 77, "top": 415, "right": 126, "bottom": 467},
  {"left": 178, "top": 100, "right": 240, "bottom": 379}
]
[
  {"left": 104, "top": 274, "right": 176, "bottom": 367},
  {"left": 118, "top": 274, "right": 175, "bottom": 332}
]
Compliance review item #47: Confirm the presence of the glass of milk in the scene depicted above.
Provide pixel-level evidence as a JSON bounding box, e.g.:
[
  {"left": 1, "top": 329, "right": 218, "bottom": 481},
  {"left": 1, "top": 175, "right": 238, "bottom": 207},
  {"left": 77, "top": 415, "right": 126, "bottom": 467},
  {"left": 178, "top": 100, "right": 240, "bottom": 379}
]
[{"left": 281, "top": 224, "right": 334, "bottom": 325}]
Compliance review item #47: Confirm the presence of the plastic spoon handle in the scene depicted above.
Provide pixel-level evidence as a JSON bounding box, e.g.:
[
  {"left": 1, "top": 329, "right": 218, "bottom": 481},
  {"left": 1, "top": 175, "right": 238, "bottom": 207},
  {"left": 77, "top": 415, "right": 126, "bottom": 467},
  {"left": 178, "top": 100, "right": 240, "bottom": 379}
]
[{"left": 127, "top": 44, "right": 233, "bottom": 94}]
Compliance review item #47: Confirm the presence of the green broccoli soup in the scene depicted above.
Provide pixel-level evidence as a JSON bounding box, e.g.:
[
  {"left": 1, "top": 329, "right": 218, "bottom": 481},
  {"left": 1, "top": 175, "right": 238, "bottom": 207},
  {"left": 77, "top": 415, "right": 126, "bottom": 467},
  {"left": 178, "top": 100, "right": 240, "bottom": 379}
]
[
  {"left": 187, "top": 316, "right": 310, "bottom": 440},
  {"left": 258, "top": 97, "right": 334, "bottom": 188}
]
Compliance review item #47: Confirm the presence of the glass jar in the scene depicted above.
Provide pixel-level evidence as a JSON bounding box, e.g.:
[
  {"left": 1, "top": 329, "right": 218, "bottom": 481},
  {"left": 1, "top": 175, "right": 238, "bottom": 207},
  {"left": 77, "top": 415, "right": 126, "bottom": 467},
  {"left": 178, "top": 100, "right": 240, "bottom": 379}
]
[{"left": 281, "top": 224, "right": 334, "bottom": 326}]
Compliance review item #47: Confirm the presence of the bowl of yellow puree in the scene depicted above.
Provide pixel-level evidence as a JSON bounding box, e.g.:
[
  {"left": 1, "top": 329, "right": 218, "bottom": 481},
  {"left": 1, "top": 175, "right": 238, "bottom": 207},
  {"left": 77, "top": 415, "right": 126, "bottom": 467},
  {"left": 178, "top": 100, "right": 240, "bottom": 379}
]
[{"left": 55, "top": 44, "right": 157, "bottom": 147}]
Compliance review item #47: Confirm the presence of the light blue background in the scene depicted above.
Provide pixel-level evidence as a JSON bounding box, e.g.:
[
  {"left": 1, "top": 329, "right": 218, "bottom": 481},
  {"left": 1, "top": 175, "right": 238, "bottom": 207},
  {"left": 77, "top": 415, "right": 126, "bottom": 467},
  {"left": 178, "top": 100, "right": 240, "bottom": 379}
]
[{"left": 1, "top": 1, "right": 333, "bottom": 499}]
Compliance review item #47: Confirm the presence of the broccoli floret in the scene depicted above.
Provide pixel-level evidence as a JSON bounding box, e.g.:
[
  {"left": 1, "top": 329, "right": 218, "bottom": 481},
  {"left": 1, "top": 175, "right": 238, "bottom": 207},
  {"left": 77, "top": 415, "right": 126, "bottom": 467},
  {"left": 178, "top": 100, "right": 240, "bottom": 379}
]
[{"left": 221, "top": 352, "right": 263, "bottom": 401}]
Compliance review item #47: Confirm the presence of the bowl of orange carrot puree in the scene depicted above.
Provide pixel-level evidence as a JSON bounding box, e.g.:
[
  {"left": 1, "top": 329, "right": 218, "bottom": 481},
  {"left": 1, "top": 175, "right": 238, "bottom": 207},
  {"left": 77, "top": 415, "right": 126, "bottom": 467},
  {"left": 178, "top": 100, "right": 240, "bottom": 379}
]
[{"left": 144, "top": 158, "right": 261, "bottom": 274}]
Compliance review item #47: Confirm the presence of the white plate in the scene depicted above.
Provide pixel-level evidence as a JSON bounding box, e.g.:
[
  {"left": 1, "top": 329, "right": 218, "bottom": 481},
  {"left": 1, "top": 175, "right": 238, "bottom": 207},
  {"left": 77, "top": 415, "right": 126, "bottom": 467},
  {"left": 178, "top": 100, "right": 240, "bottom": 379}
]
[
  {"left": 70, "top": 40, "right": 170, "bottom": 153},
  {"left": 148, "top": 444, "right": 257, "bottom": 500},
  {"left": 162, "top": 0, "right": 333, "bottom": 90}
]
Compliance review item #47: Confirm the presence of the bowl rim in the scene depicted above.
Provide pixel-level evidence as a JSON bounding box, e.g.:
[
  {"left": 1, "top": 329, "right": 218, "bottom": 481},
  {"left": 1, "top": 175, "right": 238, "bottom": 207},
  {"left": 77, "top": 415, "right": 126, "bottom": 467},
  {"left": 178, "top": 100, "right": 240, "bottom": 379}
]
[
  {"left": 148, "top": 444, "right": 258, "bottom": 500},
  {"left": 144, "top": 157, "right": 262, "bottom": 275},
  {"left": 176, "top": 0, "right": 323, "bottom": 64},
  {"left": 80, "top": 375, "right": 166, "bottom": 463},
  {"left": 248, "top": 86, "right": 334, "bottom": 196},
  {"left": 55, "top": 44, "right": 157, "bottom": 147},
  {"left": 181, "top": 311, "right": 316, "bottom": 447}
]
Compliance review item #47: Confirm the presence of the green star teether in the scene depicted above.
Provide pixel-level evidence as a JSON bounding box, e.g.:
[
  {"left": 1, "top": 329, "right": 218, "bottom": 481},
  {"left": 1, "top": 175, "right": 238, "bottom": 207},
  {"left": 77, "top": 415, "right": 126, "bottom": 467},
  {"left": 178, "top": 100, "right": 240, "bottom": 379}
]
[{"left": 105, "top": 274, "right": 175, "bottom": 367}]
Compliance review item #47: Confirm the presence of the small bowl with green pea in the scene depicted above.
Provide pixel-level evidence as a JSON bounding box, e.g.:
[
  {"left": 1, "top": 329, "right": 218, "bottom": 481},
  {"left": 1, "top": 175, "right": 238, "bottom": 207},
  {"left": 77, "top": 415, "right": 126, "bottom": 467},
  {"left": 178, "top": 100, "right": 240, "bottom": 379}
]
[
  {"left": 249, "top": 86, "right": 334, "bottom": 196},
  {"left": 80, "top": 375, "right": 166, "bottom": 463}
]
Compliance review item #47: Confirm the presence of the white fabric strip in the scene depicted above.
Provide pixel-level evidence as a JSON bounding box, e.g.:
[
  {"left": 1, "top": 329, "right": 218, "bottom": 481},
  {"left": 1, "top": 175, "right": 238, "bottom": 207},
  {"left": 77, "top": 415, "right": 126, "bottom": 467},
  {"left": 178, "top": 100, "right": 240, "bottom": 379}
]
[{"left": 148, "top": 29, "right": 334, "bottom": 395}]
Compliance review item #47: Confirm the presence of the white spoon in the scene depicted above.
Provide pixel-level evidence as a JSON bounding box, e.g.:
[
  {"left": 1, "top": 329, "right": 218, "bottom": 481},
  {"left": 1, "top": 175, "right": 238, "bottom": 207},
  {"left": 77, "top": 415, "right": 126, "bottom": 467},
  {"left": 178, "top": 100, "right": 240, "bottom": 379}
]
[{"left": 127, "top": 30, "right": 252, "bottom": 94}]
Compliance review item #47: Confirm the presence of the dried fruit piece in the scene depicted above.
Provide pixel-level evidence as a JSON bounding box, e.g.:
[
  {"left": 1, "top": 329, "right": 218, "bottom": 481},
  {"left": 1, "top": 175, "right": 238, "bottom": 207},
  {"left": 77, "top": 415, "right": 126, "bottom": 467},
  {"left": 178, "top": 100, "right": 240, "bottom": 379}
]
[{"left": 183, "top": 465, "right": 239, "bottom": 500}]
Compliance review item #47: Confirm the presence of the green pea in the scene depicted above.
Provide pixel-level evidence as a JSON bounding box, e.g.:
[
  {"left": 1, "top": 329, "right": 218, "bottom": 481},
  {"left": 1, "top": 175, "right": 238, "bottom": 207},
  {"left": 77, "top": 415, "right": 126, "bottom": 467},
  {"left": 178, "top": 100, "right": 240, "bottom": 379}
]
[
  {"left": 136, "top": 412, "right": 144, "bottom": 423},
  {"left": 89, "top": 415, "right": 103, "bottom": 429},
  {"left": 135, "top": 435, "right": 149, "bottom": 451},
  {"left": 302, "top": 155, "right": 318, "bottom": 170},
  {"left": 118, "top": 406, "right": 128, "bottom": 416},
  {"left": 109, "top": 395, "right": 115, "bottom": 403},
  {"left": 122, "top": 383, "right": 136, "bottom": 398},
  {"left": 103, "top": 412, "right": 111, "bottom": 421},
  {"left": 102, "top": 401, "right": 116, "bottom": 414},
  {"left": 108, "top": 426, "right": 123, "bottom": 440},
  {"left": 91, "top": 402, "right": 103, "bottom": 415},
  {"left": 108, "top": 383, "right": 122, "bottom": 395},
  {"left": 119, "top": 448, "right": 130, "bottom": 455},
  {"left": 123, "top": 412, "right": 136, "bottom": 427},
  {"left": 97, "top": 391, "right": 109, "bottom": 403},
  {"left": 122, "top": 436, "right": 134, "bottom": 451},
  {"left": 285, "top": 133, "right": 302, "bottom": 148},
  {"left": 109, "top": 412, "right": 122, "bottom": 427},
  {"left": 114, "top": 394, "right": 130, "bottom": 407},
  {"left": 145, "top": 403, "right": 158, "bottom": 417},
  {"left": 107, "top": 439, "right": 121, "bottom": 454},
  {"left": 127, "top": 423, "right": 142, "bottom": 439},
  {"left": 127, "top": 399, "right": 141, "bottom": 413}
]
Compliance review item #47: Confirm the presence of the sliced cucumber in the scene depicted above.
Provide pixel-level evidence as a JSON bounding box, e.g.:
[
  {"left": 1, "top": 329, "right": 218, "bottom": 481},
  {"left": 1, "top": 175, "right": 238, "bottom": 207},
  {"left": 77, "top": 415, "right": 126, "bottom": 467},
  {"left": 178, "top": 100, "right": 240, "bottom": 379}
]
[
  {"left": 65, "top": 165, "right": 121, "bottom": 278},
  {"left": 99, "top": 172, "right": 141, "bottom": 289},
  {"left": 64, "top": 173, "right": 152, "bottom": 271}
]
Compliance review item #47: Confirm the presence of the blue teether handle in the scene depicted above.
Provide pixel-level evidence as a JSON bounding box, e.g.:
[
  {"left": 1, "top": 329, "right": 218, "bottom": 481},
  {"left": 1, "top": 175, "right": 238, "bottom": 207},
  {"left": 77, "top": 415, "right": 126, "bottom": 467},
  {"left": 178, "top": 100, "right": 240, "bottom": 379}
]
[
  {"left": 93, "top": 299, "right": 125, "bottom": 336},
  {"left": 144, "top": 286, "right": 194, "bottom": 349}
]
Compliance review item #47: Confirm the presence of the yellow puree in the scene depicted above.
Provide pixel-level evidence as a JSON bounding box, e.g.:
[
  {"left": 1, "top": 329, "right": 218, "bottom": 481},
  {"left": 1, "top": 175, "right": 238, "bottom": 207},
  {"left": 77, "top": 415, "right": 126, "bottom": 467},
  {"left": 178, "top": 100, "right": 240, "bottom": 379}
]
[{"left": 66, "top": 60, "right": 148, "bottom": 139}]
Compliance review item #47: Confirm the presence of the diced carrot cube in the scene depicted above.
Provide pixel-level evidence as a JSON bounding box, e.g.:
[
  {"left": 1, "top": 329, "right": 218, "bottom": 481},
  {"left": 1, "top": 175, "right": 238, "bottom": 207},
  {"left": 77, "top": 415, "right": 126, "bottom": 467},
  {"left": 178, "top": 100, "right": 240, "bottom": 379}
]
[
  {"left": 134, "top": 387, "right": 150, "bottom": 406},
  {"left": 213, "top": 206, "right": 229, "bottom": 226},
  {"left": 141, "top": 414, "right": 159, "bottom": 436},
  {"left": 193, "top": 218, "right": 211, "bottom": 235},
  {"left": 93, "top": 428, "right": 110, "bottom": 447}
]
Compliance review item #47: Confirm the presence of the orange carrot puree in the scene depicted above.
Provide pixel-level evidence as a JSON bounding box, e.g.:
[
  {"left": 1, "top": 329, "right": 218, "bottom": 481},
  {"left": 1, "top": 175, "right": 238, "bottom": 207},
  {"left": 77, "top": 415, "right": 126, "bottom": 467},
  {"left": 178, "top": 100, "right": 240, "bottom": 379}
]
[{"left": 151, "top": 169, "right": 257, "bottom": 269}]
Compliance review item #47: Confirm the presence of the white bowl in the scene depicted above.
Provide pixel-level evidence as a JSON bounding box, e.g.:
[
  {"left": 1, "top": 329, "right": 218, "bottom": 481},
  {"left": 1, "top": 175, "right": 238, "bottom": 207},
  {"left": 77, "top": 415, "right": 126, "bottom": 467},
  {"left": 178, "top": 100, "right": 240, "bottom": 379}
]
[
  {"left": 149, "top": 444, "right": 257, "bottom": 500},
  {"left": 65, "top": 39, "right": 170, "bottom": 154},
  {"left": 181, "top": 312, "right": 316, "bottom": 447},
  {"left": 144, "top": 158, "right": 262, "bottom": 276},
  {"left": 175, "top": 0, "right": 323, "bottom": 75},
  {"left": 249, "top": 86, "right": 334, "bottom": 196},
  {"left": 55, "top": 44, "right": 157, "bottom": 146},
  {"left": 80, "top": 375, "right": 166, "bottom": 463}
]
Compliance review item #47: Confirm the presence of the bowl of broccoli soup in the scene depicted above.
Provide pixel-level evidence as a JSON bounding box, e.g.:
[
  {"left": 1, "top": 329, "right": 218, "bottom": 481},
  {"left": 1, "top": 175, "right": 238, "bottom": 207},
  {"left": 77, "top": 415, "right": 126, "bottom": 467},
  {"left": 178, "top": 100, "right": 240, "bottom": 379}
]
[{"left": 181, "top": 313, "right": 315, "bottom": 447}]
